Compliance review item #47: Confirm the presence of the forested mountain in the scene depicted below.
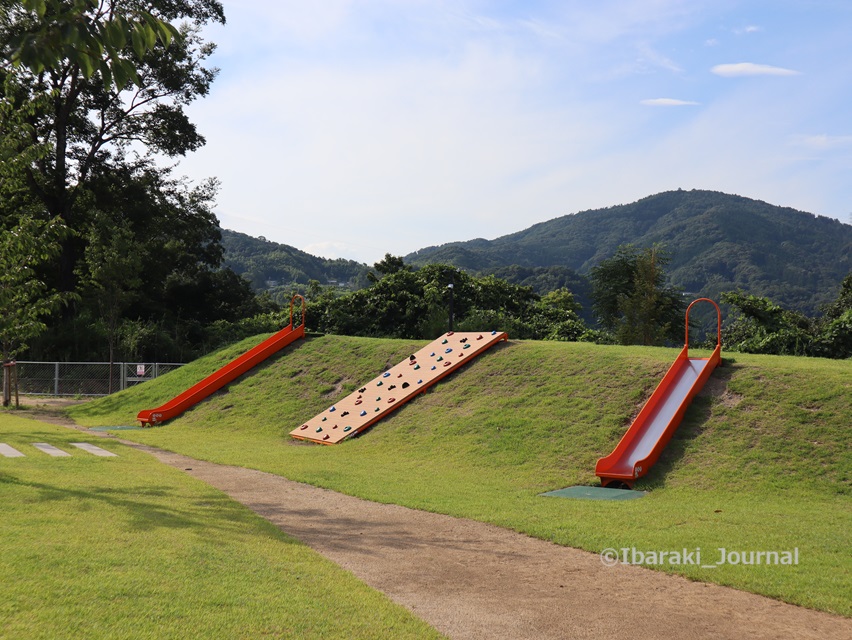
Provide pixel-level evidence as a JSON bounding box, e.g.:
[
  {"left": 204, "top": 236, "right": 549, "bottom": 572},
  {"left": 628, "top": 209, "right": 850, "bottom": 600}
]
[
  {"left": 405, "top": 190, "right": 852, "bottom": 314},
  {"left": 220, "top": 229, "right": 371, "bottom": 291}
]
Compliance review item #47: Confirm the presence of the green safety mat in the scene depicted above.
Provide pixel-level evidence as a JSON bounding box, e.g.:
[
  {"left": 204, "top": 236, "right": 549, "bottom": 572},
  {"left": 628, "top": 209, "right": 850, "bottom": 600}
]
[{"left": 539, "top": 486, "right": 646, "bottom": 501}]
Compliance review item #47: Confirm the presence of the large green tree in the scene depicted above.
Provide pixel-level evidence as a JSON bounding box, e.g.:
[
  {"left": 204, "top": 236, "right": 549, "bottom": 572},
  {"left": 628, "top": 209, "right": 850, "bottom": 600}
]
[
  {"left": 1, "top": 0, "right": 224, "bottom": 294},
  {"left": 589, "top": 245, "right": 685, "bottom": 345}
]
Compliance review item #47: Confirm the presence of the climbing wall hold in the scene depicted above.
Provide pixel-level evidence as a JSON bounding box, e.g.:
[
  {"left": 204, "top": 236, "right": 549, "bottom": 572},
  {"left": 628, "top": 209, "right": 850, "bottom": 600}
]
[
  {"left": 323, "top": 434, "right": 330, "bottom": 440},
  {"left": 463, "top": 343, "right": 471, "bottom": 349},
  {"left": 300, "top": 424, "right": 308, "bottom": 430},
  {"left": 329, "top": 406, "right": 336, "bottom": 412},
  {"left": 431, "top": 366, "right": 437, "bottom": 370},
  {"left": 355, "top": 399, "right": 362, "bottom": 405},
  {"left": 388, "top": 398, "right": 396, "bottom": 403},
  {"left": 322, "top": 417, "right": 327, "bottom": 422},
  {"left": 477, "top": 334, "right": 483, "bottom": 340},
  {"left": 333, "top": 424, "right": 339, "bottom": 429},
  {"left": 445, "top": 348, "right": 452, "bottom": 353},
  {"left": 376, "top": 396, "right": 381, "bottom": 401},
  {"left": 389, "top": 385, "right": 396, "bottom": 390},
  {"left": 414, "top": 364, "right": 421, "bottom": 370},
  {"left": 360, "top": 410, "right": 367, "bottom": 416},
  {"left": 441, "top": 339, "right": 448, "bottom": 344},
  {"left": 437, "top": 356, "right": 443, "bottom": 362},
  {"left": 344, "top": 426, "right": 352, "bottom": 432},
  {"left": 443, "top": 361, "right": 452, "bottom": 367},
  {"left": 383, "top": 372, "right": 391, "bottom": 377},
  {"left": 359, "top": 387, "right": 366, "bottom": 393},
  {"left": 316, "top": 427, "right": 323, "bottom": 433},
  {"left": 460, "top": 337, "right": 468, "bottom": 343},
  {"left": 417, "top": 379, "right": 423, "bottom": 384},
  {"left": 377, "top": 381, "right": 383, "bottom": 387},
  {"left": 447, "top": 331, "right": 454, "bottom": 336},
  {"left": 402, "top": 382, "right": 410, "bottom": 389}
]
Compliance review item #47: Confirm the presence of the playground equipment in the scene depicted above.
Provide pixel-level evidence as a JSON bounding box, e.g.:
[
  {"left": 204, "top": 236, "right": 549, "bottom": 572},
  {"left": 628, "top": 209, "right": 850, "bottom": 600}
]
[
  {"left": 595, "top": 298, "right": 722, "bottom": 488},
  {"left": 137, "top": 295, "right": 306, "bottom": 426},
  {"left": 290, "top": 330, "right": 508, "bottom": 444}
]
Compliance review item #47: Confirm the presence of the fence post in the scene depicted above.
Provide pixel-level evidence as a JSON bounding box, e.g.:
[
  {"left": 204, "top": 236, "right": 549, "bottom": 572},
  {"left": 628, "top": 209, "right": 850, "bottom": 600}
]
[
  {"left": 54, "top": 362, "right": 59, "bottom": 396},
  {"left": 120, "top": 363, "right": 125, "bottom": 391}
]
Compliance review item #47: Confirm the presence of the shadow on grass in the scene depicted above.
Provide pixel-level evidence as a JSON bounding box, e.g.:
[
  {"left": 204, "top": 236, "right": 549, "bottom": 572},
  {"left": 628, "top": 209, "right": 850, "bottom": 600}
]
[
  {"left": 635, "top": 362, "right": 740, "bottom": 491},
  {"left": 0, "top": 469, "right": 297, "bottom": 542}
]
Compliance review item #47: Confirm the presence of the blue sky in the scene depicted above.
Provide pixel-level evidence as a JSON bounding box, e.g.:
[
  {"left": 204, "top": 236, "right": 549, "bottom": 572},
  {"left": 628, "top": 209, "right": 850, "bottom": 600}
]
[{"left": 176, "top": 1, "right": 852, "bottom": 264}]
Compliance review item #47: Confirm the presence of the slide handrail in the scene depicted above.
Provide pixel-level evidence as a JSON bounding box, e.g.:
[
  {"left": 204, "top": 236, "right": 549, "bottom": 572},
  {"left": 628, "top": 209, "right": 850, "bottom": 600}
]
[
  {"left": 290, "top": 294, "right": 306, "bottom": 330},
  {"left": 685, "top": 297, "right": 721, "bottom": 353}
]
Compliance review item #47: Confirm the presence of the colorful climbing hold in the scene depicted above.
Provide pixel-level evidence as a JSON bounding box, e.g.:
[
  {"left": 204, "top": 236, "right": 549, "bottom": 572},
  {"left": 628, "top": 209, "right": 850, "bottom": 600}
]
[
  {"left": 360, "top": 410, "right": 367, "bottom": 416},
  {"left": 463, "top": 343, "right": 471, "bottom": 349},
  {"left": 431, "top": 365, "right": 437, "bottom": 370},
  {"left": 377, "top": 381, "right": 383, "bottom": 387},
  {"left": 389, "top": 385, "right": 396, "bottom": 390},
  {"left": 341, "top": 411, "right": 349, "bottom": 417},
  {"left": 492, "top": 330, "right": 497, "bottom": 335},
  {"left": 444, "top": 361, "right": 452, "bottom": 367},
  {"left": 388, "top": 398, "right": 396, "bottom": 403},
  {"left": 323, "top": 434, "right": 330, "bottom": 440},
  {"left": 355, "top": 399, "right": 362, "bottom": 405},
  {"left": 316, "top": 427, "right": 323, "bottom": 433},
  {"left": 402, "top": 382, "right": 410, "bottom": 389},
  {"left": 477, "top": 334, "right": 483, "bottom": 340},
  {"left": 300, "top": 424, "right": 308, "bottom": 430},
  {"left": 414, "top": 364, "right": 421, "bottom": 370},
  {"left": 376, "top": 396, "right": 381, "bottom": 401},
  {"left": 329, "top": 406, "right": 336, "bottom": 412},
  {"left": 333, "top": 424, "right": 339, "bottom": 429},
  {"left": 359, "top": 387, "right": 366, "bottom": 393},
  {"left": 445, "top": 348, "right": 452, "bottom": 353},
  {"left": 437, "top": 356, "right": 443, "bottom": 361},
  {"left": 397, "top": 373, "right": 403, "bottom": 377},
  {"left": 383, "top": 372, "right": 391, "bottom": 377},
  {"left": 441, "top": 339, "right": 448, "bottom": 344},
  {"left": 417, "top": 379, "right": 423, "bottom": 384},
  {"left": 344, "top": 426, "right": 352, "bottom": 432},
  {"left": 322, "top": 416, "right": 327, "bottom": 421}
]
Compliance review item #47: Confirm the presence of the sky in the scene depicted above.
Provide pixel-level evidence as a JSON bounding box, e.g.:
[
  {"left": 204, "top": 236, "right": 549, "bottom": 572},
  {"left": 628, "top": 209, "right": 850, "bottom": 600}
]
[{"left": 173, "top": 0, "right": 852, "bottom": 264}]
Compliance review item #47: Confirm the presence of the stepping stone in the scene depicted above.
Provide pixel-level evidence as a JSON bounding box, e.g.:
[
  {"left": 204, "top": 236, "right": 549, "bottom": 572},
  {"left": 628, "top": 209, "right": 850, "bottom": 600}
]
[
  {"left": 32, "top": 443, "right": 71, "bottom": 457},
  {"left": 0, "top": 443, "right": 25, "bottom": 458},
  {"left": 70, "top": 443, "right": 118, "bottom": 457}
]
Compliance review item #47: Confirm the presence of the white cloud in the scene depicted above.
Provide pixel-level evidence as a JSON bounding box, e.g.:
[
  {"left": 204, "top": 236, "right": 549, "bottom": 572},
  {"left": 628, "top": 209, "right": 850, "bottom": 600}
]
[
  {"left": 789, "top": 134, "right": 852, "bottom": 150},
  {"left": 711, "top": 62, "right": 801, "bottom": 77},
  {"left": 641, "top": 98, "right": 699, "bottom": 106}
]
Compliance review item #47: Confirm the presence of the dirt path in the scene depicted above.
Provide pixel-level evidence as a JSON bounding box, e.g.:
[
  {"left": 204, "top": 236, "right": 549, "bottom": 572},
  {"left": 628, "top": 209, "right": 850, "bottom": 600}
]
[{"left": 28, "top": 405, "right": 848, "bottom": 639}]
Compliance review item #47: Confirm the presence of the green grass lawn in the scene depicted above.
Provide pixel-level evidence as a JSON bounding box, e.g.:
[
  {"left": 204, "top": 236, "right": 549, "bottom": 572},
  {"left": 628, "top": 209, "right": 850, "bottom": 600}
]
[
  {"left": 67, "top": 334, "right": 852, "bottom": 616},
  {"left": 0, "top": 413, "right": 444, "bottom": 639}
]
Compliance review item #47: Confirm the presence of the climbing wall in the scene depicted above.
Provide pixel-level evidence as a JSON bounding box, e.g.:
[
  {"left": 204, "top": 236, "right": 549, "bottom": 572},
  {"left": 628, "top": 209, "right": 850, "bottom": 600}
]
[{"left": 290, "top": 331, "right": 508, "bottom": 444}]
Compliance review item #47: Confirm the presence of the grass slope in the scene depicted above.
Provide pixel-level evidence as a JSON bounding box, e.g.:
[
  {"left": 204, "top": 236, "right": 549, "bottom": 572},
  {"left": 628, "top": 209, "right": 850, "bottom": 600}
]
[
  {"left": 68, "top": 334, "right": 852, "bottom": 616},
  {"left": 0, "top": 414, "right": 443, "bottom": 639}
]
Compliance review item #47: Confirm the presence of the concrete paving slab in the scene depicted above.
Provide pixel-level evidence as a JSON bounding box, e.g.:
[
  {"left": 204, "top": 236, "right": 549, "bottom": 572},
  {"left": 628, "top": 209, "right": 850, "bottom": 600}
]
[
  {"left": 0, "top": 443, "right": 25, "bottom": 458},
  {"left": 70, "top": 442, "right": 118, "bottom": 457},
  {"left": 31, "top": 443, "right": 71, "bottom": 457}
]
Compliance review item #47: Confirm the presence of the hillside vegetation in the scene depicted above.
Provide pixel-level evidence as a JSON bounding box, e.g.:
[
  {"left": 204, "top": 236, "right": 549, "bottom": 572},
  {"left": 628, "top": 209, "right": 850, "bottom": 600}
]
[
  {"left": 406, "top": 190, "right": 852, "bottom": 314},
  {"left": 68, "top": 334, "right": 851, "bottom": 616},
  {"left": 221, "top": 229, "right": 370, "bottom": 293}
]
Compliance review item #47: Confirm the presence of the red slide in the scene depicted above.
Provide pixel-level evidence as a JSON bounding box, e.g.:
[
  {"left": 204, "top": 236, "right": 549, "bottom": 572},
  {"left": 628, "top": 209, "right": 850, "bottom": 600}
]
[
  {"left": 595, "top": 299, "right": 722, "bottom": 488},
  {"left": 137, "top": 295, "right": 306, "bottom": 426}
]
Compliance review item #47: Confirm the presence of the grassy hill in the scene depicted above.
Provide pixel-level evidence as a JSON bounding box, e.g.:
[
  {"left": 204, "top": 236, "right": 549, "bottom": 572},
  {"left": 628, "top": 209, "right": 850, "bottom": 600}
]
[
  {"left": 67, "top": 333, "right": 851, "bottom": 616},
  {"left": 406, "top": 190, "right": 852, "bottom": 314}
]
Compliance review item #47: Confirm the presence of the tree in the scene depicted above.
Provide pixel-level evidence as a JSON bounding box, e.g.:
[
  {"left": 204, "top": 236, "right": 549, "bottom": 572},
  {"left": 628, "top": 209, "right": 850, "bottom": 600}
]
[
  {"left": 590, "top": 245, "right": 684, "bottom": 345},
  {"left": 78, "top": 211, "right": 141, "bottom": 391},
  {"left": 6, "top": 0, "right": 181, "bottom": 89},
  {"left": 0, "top": 0, "right": 225, "bottom": 295},
  {"left": 0, "top": 215, "right": 71, "bottom": 404}
]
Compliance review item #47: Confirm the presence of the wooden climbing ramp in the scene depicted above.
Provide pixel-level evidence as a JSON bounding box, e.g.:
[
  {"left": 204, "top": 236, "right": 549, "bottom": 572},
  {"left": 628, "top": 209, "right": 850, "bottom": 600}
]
[{"left": 290, "top": 331, "right": 508, "bottom": 444}]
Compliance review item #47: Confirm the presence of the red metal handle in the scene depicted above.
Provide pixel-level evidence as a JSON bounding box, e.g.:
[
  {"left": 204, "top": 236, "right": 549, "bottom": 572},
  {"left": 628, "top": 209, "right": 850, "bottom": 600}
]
[
  {"left": 685, "top": 298, "right": 721, "bottom": 352},
  {"left": 290, "top": 294, "right": 306, "bottom": 329}
]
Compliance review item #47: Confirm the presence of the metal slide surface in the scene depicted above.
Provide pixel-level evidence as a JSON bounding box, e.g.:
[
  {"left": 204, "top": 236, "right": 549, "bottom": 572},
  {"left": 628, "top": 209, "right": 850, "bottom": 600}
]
[
  {"left": 291, "top": 331, "right": 508, "bottom": 444},
  {"left": 595, "top": 299, "right": 722, "bottom": 488},
  {"left": 137, "top": 296, "right": 305, "bottom": 426}
]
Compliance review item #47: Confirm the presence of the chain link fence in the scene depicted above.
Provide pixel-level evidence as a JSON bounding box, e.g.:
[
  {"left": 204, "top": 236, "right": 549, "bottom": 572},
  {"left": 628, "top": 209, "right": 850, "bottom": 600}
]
[{"left": 13, "top": 361, "right": 185, "bottom": 397}]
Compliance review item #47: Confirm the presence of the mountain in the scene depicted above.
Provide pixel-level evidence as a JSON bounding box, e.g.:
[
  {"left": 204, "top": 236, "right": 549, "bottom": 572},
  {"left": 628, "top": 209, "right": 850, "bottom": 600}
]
[
  {"left": 405, "top": 190, "right": 852, "bottom": 314},
  {"left": 220, "top": 229, "right": 370, "bottom": 291}
]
